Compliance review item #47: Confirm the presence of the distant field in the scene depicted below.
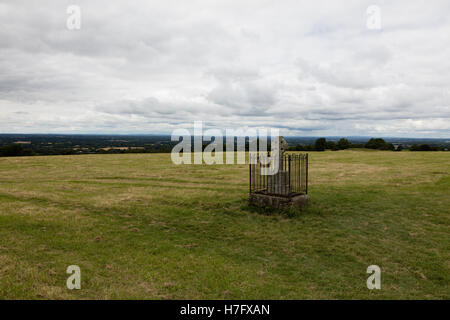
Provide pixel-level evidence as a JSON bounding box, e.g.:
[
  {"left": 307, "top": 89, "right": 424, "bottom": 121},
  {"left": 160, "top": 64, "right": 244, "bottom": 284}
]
[{"left": 0, "top": 150, "right": 448, "bottom": 299}]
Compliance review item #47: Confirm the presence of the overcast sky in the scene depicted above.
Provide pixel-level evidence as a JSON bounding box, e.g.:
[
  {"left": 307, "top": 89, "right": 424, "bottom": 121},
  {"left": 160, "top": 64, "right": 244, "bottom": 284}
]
[{"left": 0, "top": 0, "right": 449, "bottom": 137}]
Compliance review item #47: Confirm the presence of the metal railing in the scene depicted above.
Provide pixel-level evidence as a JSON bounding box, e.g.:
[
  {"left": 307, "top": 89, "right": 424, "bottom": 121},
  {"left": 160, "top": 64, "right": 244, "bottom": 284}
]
[{"left": 249, "top": 153, "right": 308, "bottom": 197}]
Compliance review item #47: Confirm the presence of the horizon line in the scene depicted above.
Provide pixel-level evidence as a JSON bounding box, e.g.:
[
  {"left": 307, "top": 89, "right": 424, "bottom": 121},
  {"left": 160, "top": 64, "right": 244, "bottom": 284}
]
[{"left": 0, "top": 133, "right": 449, "bottom": 140}]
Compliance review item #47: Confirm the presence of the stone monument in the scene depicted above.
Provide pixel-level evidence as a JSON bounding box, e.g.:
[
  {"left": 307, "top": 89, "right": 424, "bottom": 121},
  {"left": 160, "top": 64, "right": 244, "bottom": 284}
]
[{"left": 249, "top": 136, "right": 309, "bottom": 210}]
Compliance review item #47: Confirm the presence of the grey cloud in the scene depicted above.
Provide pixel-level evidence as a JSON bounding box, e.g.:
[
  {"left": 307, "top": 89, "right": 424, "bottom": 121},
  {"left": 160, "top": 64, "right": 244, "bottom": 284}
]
[
  {"left": 207, "top": 79, "right": 277, "bottom": 115},
  {"left": 0, "top": 0, "right": 449, "bottom": 137}
]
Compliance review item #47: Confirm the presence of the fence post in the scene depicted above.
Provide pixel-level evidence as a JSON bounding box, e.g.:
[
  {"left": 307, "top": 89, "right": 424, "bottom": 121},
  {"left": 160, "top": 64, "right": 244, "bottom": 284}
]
[
  {"left": 288, "top": 155, "right": 291, "bottom": 195},
  {"left": 305, "top": 154, "right": 308, "bottom": 194},
  {"left": 249, "top": 154, "right": 252, "bottom": 195}
]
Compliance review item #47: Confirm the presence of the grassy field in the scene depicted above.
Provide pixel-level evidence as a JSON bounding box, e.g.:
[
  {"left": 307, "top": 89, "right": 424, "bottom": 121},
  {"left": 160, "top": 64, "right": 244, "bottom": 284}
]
[{"left": 0, "top": 150, "right": 448, "bottom": 299}]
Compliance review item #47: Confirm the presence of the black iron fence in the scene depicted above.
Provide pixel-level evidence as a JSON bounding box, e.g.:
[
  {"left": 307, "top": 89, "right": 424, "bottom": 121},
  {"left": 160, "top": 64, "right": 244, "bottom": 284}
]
[{"left": 249, "top": 153, "right": 308, "bottom": 197}]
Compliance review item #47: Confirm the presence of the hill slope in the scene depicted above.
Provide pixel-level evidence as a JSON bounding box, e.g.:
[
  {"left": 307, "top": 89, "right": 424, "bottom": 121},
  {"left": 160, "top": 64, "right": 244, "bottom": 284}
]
[{"left": 0, "top": 151, "right": 448, "bottom": 299}]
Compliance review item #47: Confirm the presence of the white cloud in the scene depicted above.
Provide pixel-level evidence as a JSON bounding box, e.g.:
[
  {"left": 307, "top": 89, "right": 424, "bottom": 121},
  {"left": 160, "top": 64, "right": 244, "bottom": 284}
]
[{"left": 0, "top": 0, "right": 449, "bottom": 137}]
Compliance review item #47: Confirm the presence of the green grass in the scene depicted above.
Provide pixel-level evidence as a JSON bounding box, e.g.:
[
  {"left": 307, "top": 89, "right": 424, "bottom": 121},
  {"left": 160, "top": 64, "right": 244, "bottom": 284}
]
[{"left": 0, "top": 150, "right": 448, "bottom": 299}]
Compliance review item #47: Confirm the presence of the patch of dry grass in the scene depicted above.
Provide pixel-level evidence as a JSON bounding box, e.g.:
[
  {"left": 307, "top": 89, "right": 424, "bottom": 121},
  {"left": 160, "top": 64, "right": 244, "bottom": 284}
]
[{"left": 0, "top": 150, "right": 448, "bottom": 299}]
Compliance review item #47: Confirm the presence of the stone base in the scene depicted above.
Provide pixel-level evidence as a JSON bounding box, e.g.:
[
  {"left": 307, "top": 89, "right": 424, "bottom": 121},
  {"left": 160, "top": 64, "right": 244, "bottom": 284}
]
[{"left": 249, "top": 193, "right": 310, "bottom": 210}]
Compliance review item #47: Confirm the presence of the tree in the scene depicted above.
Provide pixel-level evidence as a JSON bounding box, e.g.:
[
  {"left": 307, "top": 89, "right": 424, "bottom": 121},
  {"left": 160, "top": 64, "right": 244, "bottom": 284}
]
[
  {"left": 419, "top": 144, "right": 431, "bottom": 151},
  {"left": 365, "top": 138, "right": 387, "bottom": 150},
  {"left": 337, "top": 138, "right": 350, "bottom": 150},
  {"left": 314, "top": 138, "right": 327, "bottom": 151},
  {"left": 409, "top": 144, "right": 440, "bottom": 151},
  {"left": 0, "top": 144, "right": 24, "bottom": 157},
  {"left": 395, "top": 144, "right": 403, "bottom": 152},
  {"left": 381, "top": 143, "right": 395, "bottom": 151},
  {"left": 326, "top": 141, "right": 336, "bottom": 150}
]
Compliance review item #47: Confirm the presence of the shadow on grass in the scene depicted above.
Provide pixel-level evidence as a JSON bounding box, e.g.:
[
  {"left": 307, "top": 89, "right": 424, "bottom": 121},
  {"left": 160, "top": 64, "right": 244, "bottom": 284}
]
[{"left": 240, "top": 200, "right": 309, "bottom": 218}]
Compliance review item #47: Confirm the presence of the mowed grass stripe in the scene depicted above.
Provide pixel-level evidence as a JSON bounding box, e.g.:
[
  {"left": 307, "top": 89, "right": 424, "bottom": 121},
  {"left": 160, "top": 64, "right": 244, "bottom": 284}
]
[{"left": 0, "top": 151, "right": 448, "bottom": 299}]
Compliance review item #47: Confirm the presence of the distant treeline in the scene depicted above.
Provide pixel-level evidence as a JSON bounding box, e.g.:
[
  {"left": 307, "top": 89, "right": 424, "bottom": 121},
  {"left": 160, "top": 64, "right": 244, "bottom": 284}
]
[
  {"left": 0, "top": 143, "right": 172, "bottom": 157},
  {"left": 408, "top": 144, "right": 444, "bottom": 151},
  {"left": 0, "top": 135, "right": 448, "bottom": 157},
  {"left": 288, "top": 138, "right": 447, "bottom": 152},
  {"left": 0, "top": 134, "right": 174, "bottom": 157},
  {"left": 0, "top": 144, "right": 34, "bottom": 157}
]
